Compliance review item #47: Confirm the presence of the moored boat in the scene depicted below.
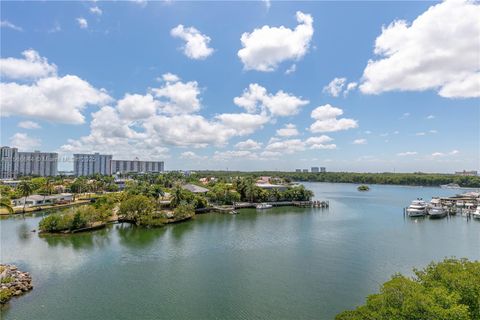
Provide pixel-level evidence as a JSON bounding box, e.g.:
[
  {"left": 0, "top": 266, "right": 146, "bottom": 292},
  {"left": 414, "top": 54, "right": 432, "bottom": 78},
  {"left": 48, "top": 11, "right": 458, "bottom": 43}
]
[
  {"left": 256, "top": 203, "right": 273, "bottom": 210},
  {"left": 473, "top": 207, "right": 480, "bottom": 220},
  {"left": 440, "top": 183, "right": 461, "bottom": 189},
  {"left": 406, "top": 199, "right": 427, "bottom": 217},
  {"left": 428, "top": 198, "right": 447, "bottom": 218}
]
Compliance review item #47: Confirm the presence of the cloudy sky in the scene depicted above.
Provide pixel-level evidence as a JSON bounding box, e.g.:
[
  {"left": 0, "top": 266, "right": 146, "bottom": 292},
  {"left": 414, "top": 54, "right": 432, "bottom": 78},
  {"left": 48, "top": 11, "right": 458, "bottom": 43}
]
[{"left": 0, "top": 0, "right": 479, "bottom": 172}]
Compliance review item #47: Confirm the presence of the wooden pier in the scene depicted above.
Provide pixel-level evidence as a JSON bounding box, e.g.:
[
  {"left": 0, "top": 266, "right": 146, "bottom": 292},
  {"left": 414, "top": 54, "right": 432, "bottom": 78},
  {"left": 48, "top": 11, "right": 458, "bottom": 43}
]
[
  {"left": 232, "top": 200, "right": 329, "bottom": 210},
  {"left": 208, "top": 200, "right": 330, "bottom": 213}
]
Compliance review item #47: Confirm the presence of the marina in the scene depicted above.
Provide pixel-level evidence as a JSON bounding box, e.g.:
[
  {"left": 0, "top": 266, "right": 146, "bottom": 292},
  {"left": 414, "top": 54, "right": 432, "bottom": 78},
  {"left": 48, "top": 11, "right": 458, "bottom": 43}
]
[{"left": 404, "top": 191, "right": 480, "bottom": 220}]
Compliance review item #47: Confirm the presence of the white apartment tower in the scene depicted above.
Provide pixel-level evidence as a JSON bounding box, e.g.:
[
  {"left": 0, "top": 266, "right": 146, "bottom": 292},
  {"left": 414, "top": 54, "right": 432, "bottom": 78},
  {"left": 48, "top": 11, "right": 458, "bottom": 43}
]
[
  {"left": 73, "top": 153, "right": 113, "bottom": 176},
  {"left": 1, "top": 146, "right": 58, "bottom": 178},
  {"left": 111, "top": 159, "right": 164, "bottom": 174}
]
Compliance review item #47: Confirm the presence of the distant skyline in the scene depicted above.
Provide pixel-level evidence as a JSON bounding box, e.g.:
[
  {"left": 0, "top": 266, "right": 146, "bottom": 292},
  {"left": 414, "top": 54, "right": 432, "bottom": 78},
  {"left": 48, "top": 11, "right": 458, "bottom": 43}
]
[{"left": 0, "top": 0, "right": 479, "bottom": 173}]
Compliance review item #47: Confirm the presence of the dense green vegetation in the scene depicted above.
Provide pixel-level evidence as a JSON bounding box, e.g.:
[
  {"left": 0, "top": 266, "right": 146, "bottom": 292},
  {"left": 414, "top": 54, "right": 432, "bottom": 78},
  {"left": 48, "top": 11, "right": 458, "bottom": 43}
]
[
  {"left": 357, "top": 185, "right": 370, "bottom": 191},
  {"left": 0, "top": 288, "right": 13, "bottom": 304},
  {"left": 193, "top": 171, "right": 480, "bottom": 188},
  {"left": 336, "top": 258, "right": 480, "bottom": 320},
  {"left": 39, "top": 205, "right": 112, "bottom": 233}
]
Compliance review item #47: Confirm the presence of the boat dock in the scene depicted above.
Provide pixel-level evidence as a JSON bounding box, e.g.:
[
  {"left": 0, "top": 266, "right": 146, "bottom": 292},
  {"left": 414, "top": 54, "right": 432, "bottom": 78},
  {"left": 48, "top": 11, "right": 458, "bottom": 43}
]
[
  {"left": 233, "top": 200, "right": 329, "bottom": 209},
  {"left": 405, "top": 191, "right": 479, "bottom": 220},
  {"left": 208, "top": 200, "right": 330, "bottom": 213}
]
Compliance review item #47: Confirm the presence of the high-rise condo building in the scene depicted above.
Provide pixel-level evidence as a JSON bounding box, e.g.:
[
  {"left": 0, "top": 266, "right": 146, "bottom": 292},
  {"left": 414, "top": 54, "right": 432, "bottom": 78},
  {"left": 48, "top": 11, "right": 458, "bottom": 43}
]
[
  {"left": 73, "top": 153, "right": 165, "bottom": 176},
  {"left": 73, "top": 153, "right": 113, "bottom": 176},
  {"left": 111, "top": 159, "right": 164, "bottom": 174},
  {"left": 0, "top": 146, "right": 58, "bottom": 178}
]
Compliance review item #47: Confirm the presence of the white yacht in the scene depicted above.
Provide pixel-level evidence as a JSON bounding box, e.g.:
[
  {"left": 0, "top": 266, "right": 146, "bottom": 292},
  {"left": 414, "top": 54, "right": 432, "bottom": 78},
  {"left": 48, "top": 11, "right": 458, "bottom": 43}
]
[
  {"left": 406, "top": 199, "right": 428, "bottom": 217},
  {"left": 428, "top": 198, "right": 446, "bottom": 218},
  {"left": 473, "top": 207, "right": 480, "bottom": 220},
  {"left": 440, "top": 183, "right": 461, "bottom": 189},
  {"left": 256, "top": 203, "right": 272, "bottom": 210}
]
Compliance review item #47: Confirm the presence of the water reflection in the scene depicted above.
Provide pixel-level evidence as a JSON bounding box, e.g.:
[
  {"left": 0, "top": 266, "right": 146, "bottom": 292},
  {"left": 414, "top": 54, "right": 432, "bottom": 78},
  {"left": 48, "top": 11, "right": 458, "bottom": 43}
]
[
  {"left": 116, "top": 223, "right": 166, "bottom": 249},
  {"left": 16, "top": 223, "right": 32, "bottom": 243},
  {"left": 169, "top": 219, "right": 195, "bottom": 243},
  {"left": 40, "top": 228, "right": 111, "bottom": 250}
]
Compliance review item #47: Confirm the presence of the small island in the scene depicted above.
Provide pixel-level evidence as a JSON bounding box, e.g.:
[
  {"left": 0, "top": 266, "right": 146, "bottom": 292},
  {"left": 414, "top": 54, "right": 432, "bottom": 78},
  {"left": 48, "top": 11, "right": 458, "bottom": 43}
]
[
  {"left": 0, "top": 264, "right": 33, "bottom": 305},
  {"left": 357, "top": 185, "right": 370, "bottom": 191}
]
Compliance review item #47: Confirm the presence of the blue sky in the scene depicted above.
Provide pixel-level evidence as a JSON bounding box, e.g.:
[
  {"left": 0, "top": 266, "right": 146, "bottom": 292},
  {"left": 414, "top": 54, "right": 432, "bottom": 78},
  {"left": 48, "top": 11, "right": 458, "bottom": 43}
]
[{"left": 1, "top": 0, "right": 479, "bottom": 173}]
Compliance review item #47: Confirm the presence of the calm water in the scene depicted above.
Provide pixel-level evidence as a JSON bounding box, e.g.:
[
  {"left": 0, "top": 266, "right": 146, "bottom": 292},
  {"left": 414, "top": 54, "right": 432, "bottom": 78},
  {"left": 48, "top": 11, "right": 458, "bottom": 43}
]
[{"left": 1, "top": 183, "right": 479, "bottom": 320}]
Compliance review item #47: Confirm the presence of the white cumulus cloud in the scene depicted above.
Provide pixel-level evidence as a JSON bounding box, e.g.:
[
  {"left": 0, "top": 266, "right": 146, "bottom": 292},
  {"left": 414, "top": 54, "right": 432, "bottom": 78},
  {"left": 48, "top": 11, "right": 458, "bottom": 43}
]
[
  {"left": 360, "top": 0, "right": 480, "bottom": 98},
  {"left": 117, "top": 93, "right": 160, "bottom": 120},
  {"left": 397, "top": 151, "right": 417, "bottom": 156},
  {"left": 215, "top": 113, "right": 270, "bottom": 136},
  {"left": 235, "top": 139, "right": 263, "bottom": 150},
  {"left": 310, "top": 104, "right": 358, "bottom": 133},
  {"left": 1, "top": 75, "right": 111, "bottom": 124},
  {"left": 1, "top": 20, "right": 23, "bottom": 31},
  {"left": 171, "top": 25, "right": 214, "bottom": 60},
  {"left": 234, "top": 83, "right": 309, "bottom": 117},
  {"left": 276, "top": 123, "right": 299, "bottom": 137},
  {"left": 10, "top": 133, "right": 41, "bottom": 150},
  {"left": 431, "top": 150, "right": 460, "bottom": 157},
  {"left": 238, "top": 11, "right": 314, "bottom": 72},
  {"left": 323, "top": 77, "right": 346, "bottom": 97},
  {"left": 152, "top": 74, "right": 201, "bottom": 114},
  {"left": 18, "top": 121, "right": 41, "bottom": 129},
  {"left": 353, "top": 138, "right": 367, "bottom": 145},
  {"left": 180, "top": 151, "right": 206, "bottom": 160},
  {"left": 76, "top": 17, "right": 88, "bottom": 29},
  {"left": 0, "top": 49, "right": 57, "bottom": 80},
  {"left": 90, "top": 6, "right": 102, "bottom": 15},
  {"left": 265, "top": 139, "right": 305, "bottom": 154},
  {"left": 305, "top": 135, "right": 336, "bottom": 149}
]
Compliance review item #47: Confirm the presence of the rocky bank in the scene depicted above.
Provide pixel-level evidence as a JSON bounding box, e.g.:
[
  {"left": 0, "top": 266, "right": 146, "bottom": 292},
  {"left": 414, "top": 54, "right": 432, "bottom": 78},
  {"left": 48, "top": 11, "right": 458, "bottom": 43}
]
[{"left": 0, "top": 264, "right": 33, "bottom": 304}]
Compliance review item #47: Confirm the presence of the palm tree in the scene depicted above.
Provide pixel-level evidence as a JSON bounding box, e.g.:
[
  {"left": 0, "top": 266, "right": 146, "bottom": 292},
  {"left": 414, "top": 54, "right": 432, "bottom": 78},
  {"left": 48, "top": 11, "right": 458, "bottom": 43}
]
[
  {"left": 41, "top": 179, "right": 55, "bottom": 204},
  {"left": 271, "top": 188, "right": 281, "bottom": 202},
  {"left": 170, "top": 185, "right": 185, "bottom": 208},
  {"left": 244, "top": 178, "right": 258, "bottom": 203},
  {"left": 17, "top": 181, "right": 33, "bottom": 213},
  {"left": 0, "top": 197, "right": 14, "bottom": 214}
]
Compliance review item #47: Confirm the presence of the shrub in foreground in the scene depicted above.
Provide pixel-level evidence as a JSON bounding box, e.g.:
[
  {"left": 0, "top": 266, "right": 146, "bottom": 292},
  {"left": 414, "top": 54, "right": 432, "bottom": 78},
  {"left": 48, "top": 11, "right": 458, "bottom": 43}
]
[{"left": 336, "top": 258, "right": 480, "bottom": 320}]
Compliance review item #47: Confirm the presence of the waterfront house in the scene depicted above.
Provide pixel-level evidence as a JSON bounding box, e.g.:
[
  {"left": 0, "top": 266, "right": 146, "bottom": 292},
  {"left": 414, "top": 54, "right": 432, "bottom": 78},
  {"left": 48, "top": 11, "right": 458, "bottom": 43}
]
[
  {"left": 0, "top": 180, "right": 22, "bottom": 188},
  {"left": 255, "top": 183, "right": 288, "bottom": 191},
  {"left": 13, "top": 193, "right": 73, "bottom": 207},
  {"left": 182, "top": 184, "right": 209, "bottom": 194}
]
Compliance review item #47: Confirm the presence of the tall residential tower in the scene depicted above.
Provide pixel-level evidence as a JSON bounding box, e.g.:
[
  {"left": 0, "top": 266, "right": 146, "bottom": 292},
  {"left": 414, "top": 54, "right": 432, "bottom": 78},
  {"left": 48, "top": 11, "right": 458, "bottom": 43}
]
[
  {"left": 73, "top": 153, "right": 113, "bottom": 176},
  {"left": 0, "top": 146, "right": 58, "bottom": 179}
]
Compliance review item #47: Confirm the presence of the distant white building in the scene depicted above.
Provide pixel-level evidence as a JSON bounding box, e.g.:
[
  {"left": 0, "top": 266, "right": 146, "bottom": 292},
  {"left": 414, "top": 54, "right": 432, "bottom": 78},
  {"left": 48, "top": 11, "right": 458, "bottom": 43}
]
[
  {"left": 311, "top": 167, "right": 319, "bottom": 173},
  {"left": 74, "top": 153, "right": 113, "bottom": 176},
  {"left": 74, "top": 154, "right": 164, "bottom": 176},
  {"left": 455, "top": 170, "right": 478, "bottom": 176},
  {"left": 182, "top": 184, "right": 209, "bottom": 194},
  {"left": 111, "top": 159, "right": 164, "bottom": 174},
  {"left": 1, "top": 146, "right": 58, "bottom": 179},
  {"left": 0, "top": 180, "right": 22, "bottom": 187},
  {"left": 255, "top": 183, "right": 288, "bottom": 191}
]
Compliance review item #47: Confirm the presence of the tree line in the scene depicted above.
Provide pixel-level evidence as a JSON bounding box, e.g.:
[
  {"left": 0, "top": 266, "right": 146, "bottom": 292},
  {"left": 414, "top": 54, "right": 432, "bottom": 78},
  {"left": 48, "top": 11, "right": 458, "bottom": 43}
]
[{"left": 193, "top": 171, "right": 480, "bottom": 188}]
